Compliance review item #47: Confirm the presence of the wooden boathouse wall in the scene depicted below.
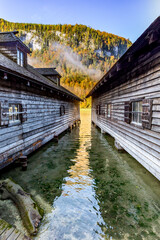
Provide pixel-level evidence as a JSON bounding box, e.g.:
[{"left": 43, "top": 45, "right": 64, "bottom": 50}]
[
  {"left": 88, "top": 17, "right": 160, "bottom": 180},
  {"left": 0, "top": 31, "right": 81, "bottom": 169},
  {"left": 0, "top": 80, "right": 80, "bottom": 169}
]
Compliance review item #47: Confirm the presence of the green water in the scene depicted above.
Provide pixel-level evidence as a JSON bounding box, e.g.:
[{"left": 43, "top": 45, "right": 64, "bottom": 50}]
[{"left": 0, "top": 109, "right": 160, "bottom": 240}]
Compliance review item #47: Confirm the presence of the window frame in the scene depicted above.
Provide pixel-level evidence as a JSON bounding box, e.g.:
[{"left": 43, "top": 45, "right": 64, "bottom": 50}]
[
  {"left": 8, "top": 103, "right": 21, "bottom": 125},
  {"left": 107, "top": 104, "right": 111, "bottom": 118},
  {"left": 60, "top": 105, "right": 65, "bottom": 116},
  {"left": 0, "top": 102, "right": 27, "bottom": 127},
  {"left": 105, "top": 103, "right": 112, "bottom": 118},
  {"left": 131, "top": 99, "right": 143, "bottom": 126},
  {"left": 124, "top": 98, "right": 152, "bottom": 130},
  {"left": 17, "top": 49, "right": 24, "bottom": 67},
  {"left": 20, "top": 51, "right": 24, "bottom": 67},
  {"left": 96, "top": 105, "right": 101, "bottom": 115}
]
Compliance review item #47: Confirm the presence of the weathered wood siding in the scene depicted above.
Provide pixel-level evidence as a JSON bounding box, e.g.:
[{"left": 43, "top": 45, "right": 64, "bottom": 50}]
[
  {"left": 0, "top": 86, "right": 80, "bottom": 169},
  {"left": 91, "top": 51, "right": 160, "bottom": 180}
]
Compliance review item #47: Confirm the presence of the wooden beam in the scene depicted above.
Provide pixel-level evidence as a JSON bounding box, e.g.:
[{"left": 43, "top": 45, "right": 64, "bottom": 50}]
[
  {"left": 27, "top": 81, "right": 30, "bottom": 87},
  {"left": 128, "top": 54, "right": 133, "bottom": 62},
  {"left": 116, "top": 63, "right": 121, "bottom": 71},
  {"left": 148, "top": 31, "right": 159, "bottom": 45},
  {"left": 109, "top": 72, "right": 112, "bottom": 78}
]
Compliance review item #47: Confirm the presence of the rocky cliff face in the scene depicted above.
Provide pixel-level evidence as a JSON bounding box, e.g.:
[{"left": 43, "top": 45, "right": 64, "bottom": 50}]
[{"left": 20, "top": 30, "right": 130, "bottom": 59}]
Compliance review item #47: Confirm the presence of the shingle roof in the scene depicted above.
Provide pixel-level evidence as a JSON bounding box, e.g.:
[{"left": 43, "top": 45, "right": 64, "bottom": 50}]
[
  {"left": 0, "top": 31, "right": 30, "bottom": 53},
  {"left": 35, "top": 68, "right": 61, "bottom": 77},
  {"left": 0, "top": 52, "right": 82, "bottom": 101},
  {"left": 86, "top": 16, "right": 160, "bottom": 97}
]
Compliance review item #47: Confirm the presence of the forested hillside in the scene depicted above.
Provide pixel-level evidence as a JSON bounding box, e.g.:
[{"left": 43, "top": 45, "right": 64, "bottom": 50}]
[{"left": 0, "top": 19, "right": 132, "bottom": 107}]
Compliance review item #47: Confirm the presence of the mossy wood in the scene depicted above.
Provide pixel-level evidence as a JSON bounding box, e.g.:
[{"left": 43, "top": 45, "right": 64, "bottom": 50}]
[
  {"left": 0, "top": 179, "right": 43, "bottom": 235},
  {"left": 0, "top": 218, "right": 31, "bottom": 239}
]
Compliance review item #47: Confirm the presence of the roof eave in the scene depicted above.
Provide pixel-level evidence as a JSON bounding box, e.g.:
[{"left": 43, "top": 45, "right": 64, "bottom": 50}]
[
  {"left": 86, "top": 16, "right": 160, "bottom": 98},
  {"left": 0, "top": 65, "right": 82, "bottom": 101}
]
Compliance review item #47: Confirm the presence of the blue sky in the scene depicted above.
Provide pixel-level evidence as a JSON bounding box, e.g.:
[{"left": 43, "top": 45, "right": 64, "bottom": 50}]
[{"left": 0, "top": 0, "right": 159, "bottom": 42}]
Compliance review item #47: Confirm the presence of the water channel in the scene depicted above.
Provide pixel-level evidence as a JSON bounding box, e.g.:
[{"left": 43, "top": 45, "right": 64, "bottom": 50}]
[{"left": 0, "top": 109, "right": 160, "bottom": 239}]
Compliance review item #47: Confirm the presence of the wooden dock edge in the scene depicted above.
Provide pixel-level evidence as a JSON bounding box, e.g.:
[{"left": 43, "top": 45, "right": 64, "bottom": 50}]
[{"left": 0, "top": 218, "right": 31, "bottom": 240}]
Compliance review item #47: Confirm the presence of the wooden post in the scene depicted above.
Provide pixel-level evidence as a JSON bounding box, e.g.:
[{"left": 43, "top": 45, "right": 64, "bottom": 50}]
[
  {"left": 101, "top": 128, "right": 105, "bottom": 134},
  {"left": 55, "top": 136, "right": 59, "bottom": 142},
  {"left": 54, "top": 136, "right": 59, "bottom": 142},
  {"left": 114, "top": 139, "right": 125, "bottom": 152},
  {"left": 19, "top": 156, "right": 27, "bottom": 171},
  {"left": 68, "top": 126, "right": 72, "bottom": 132},
  {"left": 92, "top": 121, "right": 95, "bottom": 126}
]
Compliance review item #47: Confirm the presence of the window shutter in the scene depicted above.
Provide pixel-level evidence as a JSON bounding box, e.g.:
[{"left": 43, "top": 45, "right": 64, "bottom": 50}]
[
  {"left": 19, "top": 104, "right": 27, "bottom": 123},
  {"left": 60, "top": 106, "right": 62, "bottom": 116},
  {"left": 124, "top": 101, "right": 131, "bottom": 123},
  {"left": 19, "top": 104, "right": 22, "bottom": 121},
  {"left": 101, "top": 105, "right": 105, "bottom": 116},
  {"left": 142, "top": 99, "right": 153, "bottom": 129},
  {"left": 105, "top": 105, "right": 108, "bottom": 117},
  {"left": 60, "top": 106, "right": 65, "bottom": 116},
  {"left": 98, "top": 105, "right": 101, "bottom": 115},
  {"left": 0, "top": 101, "right": 9, "bottom": 126},
  {"left": 22, "top": 104, "right": 27, "bottom": 122},
  {"left": 96, "top": 105, "right": 100, "bottom": 115},
  {"left": 110, "top": 104, "right": 112, "bottom": 119},
  {"left": 96, "top": 105, "right": 98, "bottom": 115}
]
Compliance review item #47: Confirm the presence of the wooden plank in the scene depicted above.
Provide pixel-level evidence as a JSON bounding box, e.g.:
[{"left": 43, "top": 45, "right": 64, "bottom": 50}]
[
  {"left": 0, "top": 227, "right": 15, "bottom": 240},
  {"left": 91, "top": 54, "right": 160, "bottom": 180},
  {"left": 7, "top": 229, "right": 21, "bottom": 240},
  {"left": 0, "top": 229, "right": 7, "bottom": 236},
  {"left": 0, "top": 81, "right": 80, "bottom": 170},
  {"left": 93, "top": 120, "right": 160, "bottom": 180},
  {"left": 94, "top": 66, "right": 160, "bottom": 102},
  {"left": 16, "top": 233, "right": 31, "bottom": 240},
  {"left": 0, "top": 219, "right": 30, "bottom": 240}
]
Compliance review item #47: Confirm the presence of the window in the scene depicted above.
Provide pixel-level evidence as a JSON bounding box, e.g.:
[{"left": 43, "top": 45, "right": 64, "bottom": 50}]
[
  {"left": 96, "top": 105, "right": 101, "bottom": 115},
  {"left": 20, "top": 51, "right": 24, "bottom": 66},
  {"left": 105, "top": 104, "right": 112, "bottom": 118},
  {"left": 60, "top": 105, "right": 65, "bottom": 116},
  {"left": 17, "top": 49, "right": 20, "bottom": 65},
  {"left": 131, "top": 101, "right": 142, "bottom": 125},
  {"left": 107, "top": 104, "right": 111, "bottom": 117},
  {"left": 9, "top": 104, "right": 20, "bottom": 123},
  {"left": 124, "top": 99, "right": 153, "bottom": 129},
  {"left": 17, "top": 49, "right": 24, "bottom": 67},
  {"left": 0, "top": 102, "right": 27, "bottom": 127}
]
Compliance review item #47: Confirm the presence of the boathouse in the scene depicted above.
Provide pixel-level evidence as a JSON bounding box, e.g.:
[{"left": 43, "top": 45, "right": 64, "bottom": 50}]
[
  {"left": 86, "top": 17, "right": 160, "bottom": 180},
  {"left": 0, "top": 31, "right": 81, "bottom": 169},
  {"left": 35, "top": 68, "right": 61, "bottom": 86}
]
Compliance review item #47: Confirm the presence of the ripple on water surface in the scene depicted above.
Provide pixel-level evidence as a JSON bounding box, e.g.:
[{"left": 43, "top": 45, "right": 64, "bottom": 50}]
[{"left": 0, "top": 109, "right": 160, "bottom": 240}]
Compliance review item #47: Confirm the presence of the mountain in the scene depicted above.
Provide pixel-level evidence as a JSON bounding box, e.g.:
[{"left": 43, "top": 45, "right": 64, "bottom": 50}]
[{"left": 0, "top": 19, "right": 132, "bottom": 107}]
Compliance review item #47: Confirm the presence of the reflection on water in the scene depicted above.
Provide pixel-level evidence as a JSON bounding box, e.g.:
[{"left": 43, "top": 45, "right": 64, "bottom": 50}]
[
  {"left": 89, "top": 125, "right": 160, "bottom": 240},
  {"left": 37, "top": 109, "right": 105, "bottom": 240},
  {"left": 0, "top": 109, "right": 160, "bottom": 240}
]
